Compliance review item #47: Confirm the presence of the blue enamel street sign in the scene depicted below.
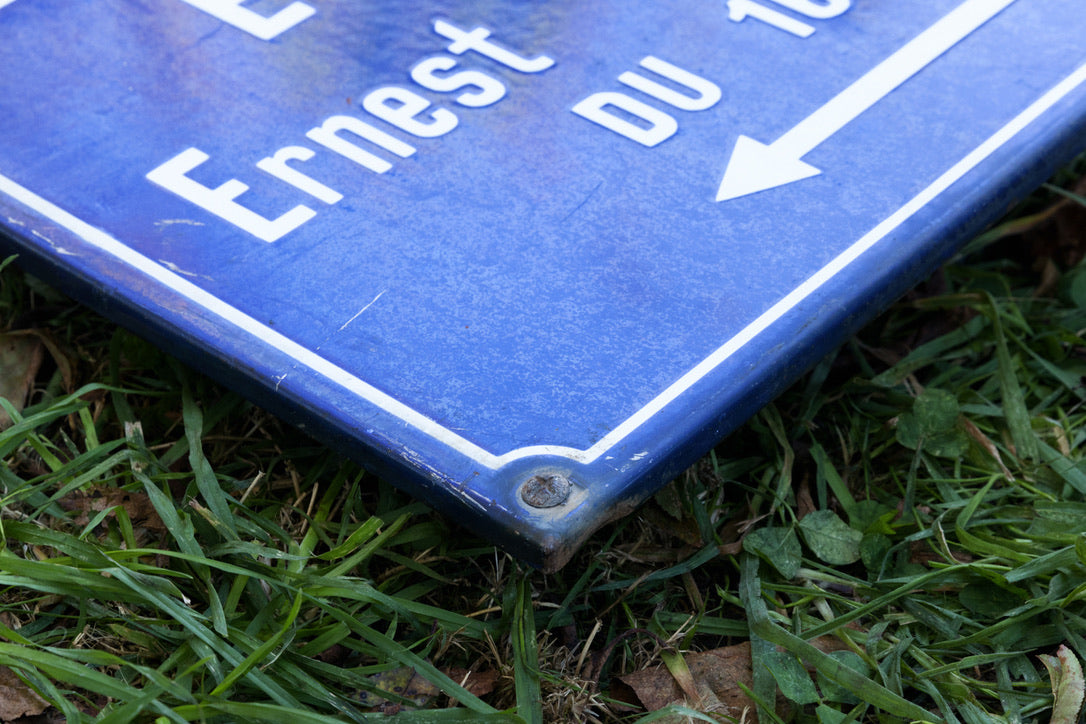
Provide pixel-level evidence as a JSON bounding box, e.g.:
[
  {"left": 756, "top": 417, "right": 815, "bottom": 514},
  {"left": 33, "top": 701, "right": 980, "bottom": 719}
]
[{"left": 1, "top": 1, "right": 1085, "bottom": 569}]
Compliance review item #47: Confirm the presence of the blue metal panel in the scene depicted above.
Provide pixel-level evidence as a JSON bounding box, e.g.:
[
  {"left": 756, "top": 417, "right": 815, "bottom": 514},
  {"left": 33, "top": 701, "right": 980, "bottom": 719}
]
[{"left": 1, "top": 0, "right": 1084, "bottom": 568}]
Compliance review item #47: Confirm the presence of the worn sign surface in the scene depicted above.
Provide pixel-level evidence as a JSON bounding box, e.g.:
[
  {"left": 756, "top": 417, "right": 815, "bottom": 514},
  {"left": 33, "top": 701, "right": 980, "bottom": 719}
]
[{"left": 1, "top": 1, "right": 1085, "bottom": 568}]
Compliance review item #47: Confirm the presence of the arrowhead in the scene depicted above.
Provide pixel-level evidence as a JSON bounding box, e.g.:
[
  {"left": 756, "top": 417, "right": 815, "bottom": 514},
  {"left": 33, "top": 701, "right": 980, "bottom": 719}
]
[{"left": 715, "top": 135, "right": 822, "bottom": 202}]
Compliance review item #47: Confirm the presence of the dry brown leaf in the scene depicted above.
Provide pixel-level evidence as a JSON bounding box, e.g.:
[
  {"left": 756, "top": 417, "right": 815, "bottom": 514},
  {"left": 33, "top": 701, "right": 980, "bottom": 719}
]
[
  {"left": 1029, "top": 177, "right": 1086, "bottom": 270},
  {"left": 717, "top": 541, "right": 743, "bottom": 556},
  {"left": 57, "top": 485, "right": 166, "bottom": 535},
  {"left": 0, "top": 332, "right": 43, "bottom": 430},
  {"left": 33, "top": 330, "right": 72, "bottom": 394},
  {"left": 641, "top": 503, "right": 704, "bottom": 548},
  {"left": 443, "top": 667, "right": 500, "bottom": 699},
  {"left": 796, "top": 473, "right": 817, "bottom": 520},
  {"left": 612, "top": 641, "right": 787, "bottom": 718},
  {"left": 0, "top": 665, "right": 49, "bottom": 721},
  {"left": 356, "top": 666, "right": 499, "bottom": 714},
  {"left": 961, "top": 416, "right": 1014, "bottom": 482},
  {"left": 611, "top": 639, "right": 852, "bottom": 717}
]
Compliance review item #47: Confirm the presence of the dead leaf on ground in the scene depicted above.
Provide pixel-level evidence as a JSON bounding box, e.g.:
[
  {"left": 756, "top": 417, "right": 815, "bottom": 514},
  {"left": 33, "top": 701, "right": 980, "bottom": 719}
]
[
  {"left": 1029, "top": 177, "right": 1086, "bottom": 274},
  {"left": 356, "top": 666, "right": 499, "bottom": 714},
  {"left": 0, "top": 665, "right": 49, "bottom": 721},
  {"left": 612, "top": 635, "right": 854, "bottom": 719},
  {"left": 0, "top": 332, "right": 44, "bottom": 430},
  {"left": 909, "top": 539, "right": 972, "bottom": 567},
  {"left": 443, "top": 667, "right": 500, "bottom": 699},
  {"left": 796, "top": 473, "right": 817, "bottom": 520},
  {"left": 961, "top": 417, "right": 1014, "bottom": 482},
  {"left": 612, "top": 642, "right": 781, "bottom": 718},
  {"left": 56, "top": 485, "right": 166, "bottom": 537},
  {"left": 641, "top": 503, "right": 704, "bottom": 548}
]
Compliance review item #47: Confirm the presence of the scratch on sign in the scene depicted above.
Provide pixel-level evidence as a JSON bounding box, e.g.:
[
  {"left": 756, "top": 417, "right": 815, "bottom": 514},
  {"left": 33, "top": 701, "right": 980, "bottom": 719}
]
[
  {"left": 31, "top": 229, "right": 75, "bottom": 255},
  {"left": 154, "top": 219, "right": 206, "bottom": 227},
  {"left": 157, "top": 259, "right": 210, "bottom": 280},
  {"left": 339, "top": 290, "right": 387, "bottom": 331}
]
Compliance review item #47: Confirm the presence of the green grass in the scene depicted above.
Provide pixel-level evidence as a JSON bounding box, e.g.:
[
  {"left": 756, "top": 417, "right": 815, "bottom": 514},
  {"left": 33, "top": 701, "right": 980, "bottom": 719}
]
[{"left": 1, "top": 156, "right": 1085, "bottom": 722}]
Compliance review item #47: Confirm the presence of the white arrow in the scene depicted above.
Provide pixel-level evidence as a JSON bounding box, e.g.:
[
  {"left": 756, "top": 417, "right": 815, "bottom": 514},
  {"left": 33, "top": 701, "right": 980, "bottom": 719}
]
[{"left": 716, "top": 0, "right": 1018, "bottom": 202}]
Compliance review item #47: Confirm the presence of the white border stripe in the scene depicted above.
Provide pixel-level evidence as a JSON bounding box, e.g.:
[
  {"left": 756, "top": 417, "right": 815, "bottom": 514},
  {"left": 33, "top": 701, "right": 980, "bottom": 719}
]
[
  {"left": 576, "top": 61, "right": 1086, "bottom": 466},
  {"left": 1, "top": 61, "right": 1085, "bottom": 470},
  {"left": 0, "top": 175, "right": 505, "bottom": 468}
]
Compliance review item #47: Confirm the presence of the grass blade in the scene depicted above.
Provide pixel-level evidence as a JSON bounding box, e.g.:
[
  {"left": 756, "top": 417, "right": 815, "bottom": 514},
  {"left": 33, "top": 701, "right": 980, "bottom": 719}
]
[
  {"left": 510, "top": 571, "right": 542, "bottom": 724},
  {"left": 740, "top": 554, "right": 943, "bottom": 723}
]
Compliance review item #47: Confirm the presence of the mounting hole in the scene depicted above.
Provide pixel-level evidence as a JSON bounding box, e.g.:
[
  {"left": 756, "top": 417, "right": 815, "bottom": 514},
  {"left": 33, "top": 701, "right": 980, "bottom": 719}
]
[{"left": 520, "top": 473, "right": 572, "bottom": 508}]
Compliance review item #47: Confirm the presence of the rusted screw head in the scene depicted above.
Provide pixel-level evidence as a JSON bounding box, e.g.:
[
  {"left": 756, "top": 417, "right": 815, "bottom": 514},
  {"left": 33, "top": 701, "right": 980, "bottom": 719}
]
[{"left": 520, "top": 473, "right": 572, "bottom": 508}]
